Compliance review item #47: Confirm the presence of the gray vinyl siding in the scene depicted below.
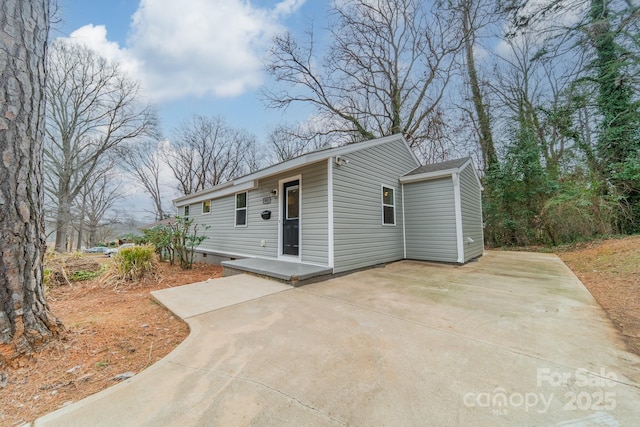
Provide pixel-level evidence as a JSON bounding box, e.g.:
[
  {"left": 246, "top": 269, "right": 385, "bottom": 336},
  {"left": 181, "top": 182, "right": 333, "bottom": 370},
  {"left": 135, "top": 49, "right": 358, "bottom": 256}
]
[
  {"left": 194, "top": 161, "right": 328, "bottom": 265},
  {"left": 196, "top": 181, "right": 279, "bottom": 259},
  {"left": 332, "top": 138, "right": 419, "bottom": 273},
  {"left": 300, "top": 161, "right": 329, "bottom": 265},
  {"left": 459, "top": 165, "right": 484, "bottom": 261},
  {"left": 404, "top": 178, "right": 459, "bottom": 263}
]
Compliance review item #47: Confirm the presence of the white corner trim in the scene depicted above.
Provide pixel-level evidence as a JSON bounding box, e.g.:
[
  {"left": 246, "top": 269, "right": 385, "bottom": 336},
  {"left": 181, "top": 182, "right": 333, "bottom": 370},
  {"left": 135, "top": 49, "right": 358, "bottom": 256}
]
[
  {"left": 452, "top": 173, "right": 465, "bottom": 264},
  {"left": 327, "top": 158, "right": 335, "bottom": 268},
  {"left": 401, "top": 183, "right": 406, "bottom": 259}
]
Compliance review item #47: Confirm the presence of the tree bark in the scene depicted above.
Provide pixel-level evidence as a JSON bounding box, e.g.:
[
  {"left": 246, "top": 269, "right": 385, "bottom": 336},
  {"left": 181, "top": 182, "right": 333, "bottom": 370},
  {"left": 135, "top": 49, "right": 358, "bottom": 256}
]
[
  {"left": 461, "top": 0, "right": 497, "bottom": 173},
  {"left": 0, "top": 0, "right": 62, "bottom": 366}
]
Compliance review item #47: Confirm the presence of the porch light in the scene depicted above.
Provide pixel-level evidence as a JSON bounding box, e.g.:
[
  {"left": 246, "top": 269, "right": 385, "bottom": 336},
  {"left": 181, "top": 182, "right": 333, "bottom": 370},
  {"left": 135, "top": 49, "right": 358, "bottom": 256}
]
[{"left": 335, "top": 156, "right": 349, "bottom": 166}]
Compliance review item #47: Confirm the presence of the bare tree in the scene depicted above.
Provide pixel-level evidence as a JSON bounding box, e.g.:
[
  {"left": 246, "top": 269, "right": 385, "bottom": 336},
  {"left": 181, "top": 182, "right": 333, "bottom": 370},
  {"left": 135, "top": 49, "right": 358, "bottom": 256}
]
[
  {"left": 267, "top": 124, "right": 330, "bottom": 163},
  {"left": 447, "top": 0, "right": 500, "bottom": 172},
  {"left": 75, "top": 168, "right": 123, "bottom": 248},
  {"left": 264, "top": 0, "right": 463, "bottom": 151},
  {"left": 1, "top": 0, "right": 62, "bottom": 365},
  {"left": 44, "top": 40, "right": 157, "bottom": 252},
  {"left": 165, "top": 115, "right": 257, "bottom": 195},
  {"left": 489, "top": 31, "right": 588, "bottom": 174},
  {"left": 119, "top": 139, "right": 170, "bottom": 221}
]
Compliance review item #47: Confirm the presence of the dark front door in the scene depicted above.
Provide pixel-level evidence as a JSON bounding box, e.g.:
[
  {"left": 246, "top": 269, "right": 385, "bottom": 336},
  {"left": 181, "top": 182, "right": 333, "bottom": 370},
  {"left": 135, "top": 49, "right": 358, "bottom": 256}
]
[{"left": 282, "top": 180, "right": 299, "bottom": 256}]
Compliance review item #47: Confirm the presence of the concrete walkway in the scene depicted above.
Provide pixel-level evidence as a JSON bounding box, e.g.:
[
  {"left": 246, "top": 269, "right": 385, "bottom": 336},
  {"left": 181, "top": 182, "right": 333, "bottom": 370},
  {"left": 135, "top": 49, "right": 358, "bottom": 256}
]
[{"left": 34, "top": 252, "right": 640, "bottom": 426}]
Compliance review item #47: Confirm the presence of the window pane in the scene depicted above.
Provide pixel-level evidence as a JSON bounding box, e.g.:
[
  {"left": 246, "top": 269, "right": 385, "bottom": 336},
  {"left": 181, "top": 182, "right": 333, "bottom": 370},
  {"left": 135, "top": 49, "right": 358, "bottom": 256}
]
[
  {"left": 203, "top": 200, "right": 211, "bottom": 213},
  {"left": 287, "top": 187, "right": 299, "bottom": 219},
  {"left": 236, "top": 192, "right": 246, "bottom": 209},
  {"left": 383, "top": 206, "right": 395, "bottom": 225},
  {"left": 382, "top": 187, "right": 394, "bottom": 205},
  {"left": 236, "top": 209, "right": 246, "bottom": 226},
  {"left": 184, "top": 206, "right": 190, "bottom": 216}
]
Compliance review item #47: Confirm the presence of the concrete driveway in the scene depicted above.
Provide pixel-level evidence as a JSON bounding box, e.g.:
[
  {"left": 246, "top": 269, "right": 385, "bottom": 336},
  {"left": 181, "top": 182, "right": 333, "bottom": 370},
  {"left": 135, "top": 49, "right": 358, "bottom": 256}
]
[{"left": 35, "top": 251, "right": 640, "bottom": 426}]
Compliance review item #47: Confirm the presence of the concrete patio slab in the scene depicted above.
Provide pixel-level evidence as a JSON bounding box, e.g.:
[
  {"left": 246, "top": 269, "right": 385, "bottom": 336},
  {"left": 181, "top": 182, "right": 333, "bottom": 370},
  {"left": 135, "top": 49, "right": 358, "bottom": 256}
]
[
  {"left": 35, "top": 251, "right": 640, "bottom": 426},
  {"left": 221, "top": 258, "right": 333, "bottom": 284},
  {"left": 151, "top": 274, "right": 291, "bottom": 319}
]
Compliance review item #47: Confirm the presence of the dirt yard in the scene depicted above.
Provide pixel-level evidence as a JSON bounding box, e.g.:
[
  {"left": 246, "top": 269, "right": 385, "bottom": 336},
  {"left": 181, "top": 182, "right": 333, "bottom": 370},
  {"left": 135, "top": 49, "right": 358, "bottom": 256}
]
[
  {"left": 0, "top": 260, "right": 222, "bottom": 427},
  {"left": 1, "top": 237, "right": 638, "bottom": 426},
  {"left": 557, "top": 235, "right": 640, "bottom": 355}
]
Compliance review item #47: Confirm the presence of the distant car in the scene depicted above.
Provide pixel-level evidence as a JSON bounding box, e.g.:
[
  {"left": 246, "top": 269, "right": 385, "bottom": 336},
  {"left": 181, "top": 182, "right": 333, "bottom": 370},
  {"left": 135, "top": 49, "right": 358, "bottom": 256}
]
[
  {"left": 105, "top": 243, "right": 135, "bottom": 257},
  {"left": 84, "top": 246, "right": 108, "bottom": 254}
]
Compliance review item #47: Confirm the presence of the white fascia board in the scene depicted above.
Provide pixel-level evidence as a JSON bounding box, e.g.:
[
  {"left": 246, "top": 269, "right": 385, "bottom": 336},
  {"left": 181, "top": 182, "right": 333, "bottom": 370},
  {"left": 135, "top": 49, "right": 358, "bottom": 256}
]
[
  {"left": 234, "top": 134, "right": 411, "bottom": 185},
  {"left": 460, "top": 158, "right": 484, "bottom": 191},
  {"left": 399, "top": 168, "right": 459, "bottom": 183},
  {"left": 399, "top": 158, "right": 477, "bottom": 184},
  {"left": 174, "top": 180, "right": 256, "bottom": 207},
  {"left": 174, "top": 134, "right": 411, "bottom": 206},
  {"left": 173, "top": 181, "right": 233, "bottom": 206}
]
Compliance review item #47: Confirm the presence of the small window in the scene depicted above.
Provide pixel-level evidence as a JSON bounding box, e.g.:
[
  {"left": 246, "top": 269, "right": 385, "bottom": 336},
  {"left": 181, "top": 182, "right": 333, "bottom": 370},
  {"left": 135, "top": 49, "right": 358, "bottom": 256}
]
[
  {"left": 183, "top": 205, "right": 190, "bottom": 218},
  {"left": 382, "top": 186, "right": 395, "bottom": 225},
  {"left": 235, "top": 192, "right": 247, "bottom": 226},
  {"left": 202, "top": 200, "right": 211, "bottom": 214}
]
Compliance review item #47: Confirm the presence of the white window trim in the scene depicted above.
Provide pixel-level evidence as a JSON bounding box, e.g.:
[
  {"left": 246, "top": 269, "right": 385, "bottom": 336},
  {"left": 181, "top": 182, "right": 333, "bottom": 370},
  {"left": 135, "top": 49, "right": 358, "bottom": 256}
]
[
  {"left": 381, "top": 184, "right": 396, "bottom": 226},
  {"left": 235, "top": 191, "right": 248, "bottom": 228},
  {"left": 183, "top": 205, "right": 190, "bottom": 218},
  {"left": 202, "top": 200, "right": 211, "bottom": 215}
]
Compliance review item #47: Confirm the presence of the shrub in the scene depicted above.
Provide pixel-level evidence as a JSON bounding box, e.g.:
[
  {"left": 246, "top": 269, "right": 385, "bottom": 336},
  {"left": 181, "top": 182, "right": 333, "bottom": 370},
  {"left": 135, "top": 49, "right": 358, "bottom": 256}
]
[
  {"left": 142, "top": 216, "right": 209, "bottom": 269},
  {"left": 108, "top": 244, "right": 157, "bottom": 283}
]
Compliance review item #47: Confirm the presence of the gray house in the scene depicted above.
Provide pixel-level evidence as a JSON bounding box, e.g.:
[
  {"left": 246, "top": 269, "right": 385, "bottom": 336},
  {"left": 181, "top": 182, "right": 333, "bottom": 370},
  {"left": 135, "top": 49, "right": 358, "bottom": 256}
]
[{"left": 173, "top": 134, "right": 483, "bottom": 282}]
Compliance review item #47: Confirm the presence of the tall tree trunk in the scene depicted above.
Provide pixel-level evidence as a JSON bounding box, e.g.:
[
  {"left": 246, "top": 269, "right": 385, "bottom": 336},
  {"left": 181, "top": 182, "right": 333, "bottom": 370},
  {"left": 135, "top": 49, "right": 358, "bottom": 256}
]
[
  {"left": 461, "top": 1, "right": 497, "bottom": 173},
  {"left": 0, "top": 0, "right": 62, "bottom": 366},
  {"left": 590, "top": 0, "right": 637, "bottom": 173},
  {"left": 54, "top": 195, "right": 70, "bottom": 251},
  {"left": 76, "top": 193, "right": 86, "bottom": 250}
]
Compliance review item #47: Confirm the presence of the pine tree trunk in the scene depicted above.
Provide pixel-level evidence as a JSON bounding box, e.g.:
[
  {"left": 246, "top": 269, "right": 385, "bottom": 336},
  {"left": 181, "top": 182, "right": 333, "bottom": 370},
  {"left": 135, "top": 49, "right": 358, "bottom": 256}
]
[{"left": 0, "top": 0, "right": 62, "bottom": 367}]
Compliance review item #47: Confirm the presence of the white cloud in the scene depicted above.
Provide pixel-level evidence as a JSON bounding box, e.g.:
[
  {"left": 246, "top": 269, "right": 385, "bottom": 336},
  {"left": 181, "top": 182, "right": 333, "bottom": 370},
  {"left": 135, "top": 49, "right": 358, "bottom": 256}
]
[
  {"left": 130, "top": 0, "right": 308, "bottom": 100},
  {"left": 66, "top": 25, "right": 141, "bottom": 79},
  {"left": 59, "top": 0, "right": 306, "bottom": 102}
]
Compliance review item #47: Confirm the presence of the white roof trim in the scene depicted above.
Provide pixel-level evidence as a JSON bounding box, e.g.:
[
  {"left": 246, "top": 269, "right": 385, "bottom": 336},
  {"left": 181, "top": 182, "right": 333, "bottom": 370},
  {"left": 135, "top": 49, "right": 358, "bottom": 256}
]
[
  {"left": 174, "top": 134, "right": 416, "bottom": 206},
  {"left": 175, "top": 180, "right": 256, "bottom": 207},
  {"left": 399, "top": 158, "right": 475, "bottom": 184}
]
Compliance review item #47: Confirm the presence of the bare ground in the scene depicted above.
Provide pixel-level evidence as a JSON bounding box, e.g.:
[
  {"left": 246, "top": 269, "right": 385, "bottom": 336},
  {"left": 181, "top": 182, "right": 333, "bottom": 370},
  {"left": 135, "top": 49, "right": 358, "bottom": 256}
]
[
  {"left": 557, "top": 235, "right": 640, "bottom": 355},
  {"left": 0, "top": 260, "right": 222, "bottom": 427},
  {"left": 1, "top": 236, "right": 638, "bottom": 426}
]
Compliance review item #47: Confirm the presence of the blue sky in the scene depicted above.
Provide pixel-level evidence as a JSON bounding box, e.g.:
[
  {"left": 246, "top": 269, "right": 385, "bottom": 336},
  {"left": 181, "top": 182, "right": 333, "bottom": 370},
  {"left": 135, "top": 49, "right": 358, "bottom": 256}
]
[{"left": 54, "top": 0, "right": 327, "bottom": 142}]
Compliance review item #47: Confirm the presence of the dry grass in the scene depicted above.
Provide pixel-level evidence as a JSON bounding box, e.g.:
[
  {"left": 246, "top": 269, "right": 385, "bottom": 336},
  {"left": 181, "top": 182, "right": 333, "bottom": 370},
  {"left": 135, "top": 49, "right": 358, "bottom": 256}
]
[{"left": 558, "top": 235, "right": 640, "bottom": 354}]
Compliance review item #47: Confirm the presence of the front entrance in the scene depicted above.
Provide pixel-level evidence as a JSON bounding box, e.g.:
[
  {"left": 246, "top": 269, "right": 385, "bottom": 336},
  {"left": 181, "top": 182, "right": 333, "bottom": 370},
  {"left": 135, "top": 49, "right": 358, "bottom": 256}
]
[{"left": 282, "top": 179, "right": 300, "bottom": 257}]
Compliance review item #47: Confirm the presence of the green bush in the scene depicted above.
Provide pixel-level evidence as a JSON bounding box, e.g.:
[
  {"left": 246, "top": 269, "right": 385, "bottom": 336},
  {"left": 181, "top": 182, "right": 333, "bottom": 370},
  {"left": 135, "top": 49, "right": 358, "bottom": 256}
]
[
  {"left": 142, "top": 216, "right": 209, "bottom": 269},
  {"left": 111, "top": 244, "right": 157, "bottom": 282}
]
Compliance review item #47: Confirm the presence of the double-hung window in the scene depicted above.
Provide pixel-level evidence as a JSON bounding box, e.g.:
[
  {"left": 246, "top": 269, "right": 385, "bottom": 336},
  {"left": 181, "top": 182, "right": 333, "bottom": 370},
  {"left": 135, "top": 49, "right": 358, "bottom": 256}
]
[
  {"left": 235, "top": 192, "right": 247, "bottom": 226},
  {"left": 202, "top": 200, "right": 211, "bottom": 214},
  {"left": 382, "top": 186, "right": 395, "bottom": 225},
  {"left": 183, "top": 205, "right": 190, "bottom": 219}
]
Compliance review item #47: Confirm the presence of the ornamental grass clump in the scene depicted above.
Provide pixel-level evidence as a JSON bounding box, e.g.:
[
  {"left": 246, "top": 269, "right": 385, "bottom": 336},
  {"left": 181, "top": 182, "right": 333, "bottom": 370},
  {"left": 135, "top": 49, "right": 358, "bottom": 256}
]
[{"left": 101, "top": 244, "right": 157, "bottom": 287}]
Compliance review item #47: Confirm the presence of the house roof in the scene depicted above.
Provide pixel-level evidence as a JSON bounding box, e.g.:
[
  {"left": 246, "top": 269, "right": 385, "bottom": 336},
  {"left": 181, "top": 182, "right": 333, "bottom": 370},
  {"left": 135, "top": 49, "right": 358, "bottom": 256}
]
[
  {"left": 404, "top": 157, "right": 470, "bottom": 176},
  {"left": 174, "top": 134, "right": 418, "bottom": 207},
  {"left": 399, "top": 157, "right": 480, "bottom": 185}
]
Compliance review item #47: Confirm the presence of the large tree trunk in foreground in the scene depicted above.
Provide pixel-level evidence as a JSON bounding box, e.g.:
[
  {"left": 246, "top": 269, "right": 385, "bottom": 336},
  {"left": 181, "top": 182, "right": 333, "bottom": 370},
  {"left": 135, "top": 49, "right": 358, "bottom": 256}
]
[{"left": 0, "top": 0, "right": 61, "bottom": 367}]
